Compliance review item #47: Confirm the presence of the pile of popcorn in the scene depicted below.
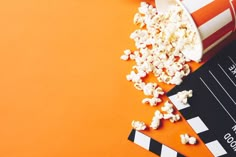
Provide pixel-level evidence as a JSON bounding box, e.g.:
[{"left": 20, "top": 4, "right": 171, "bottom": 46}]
[
  {"left": 121, "top": 2, "right": 199, "bottom": 107},
  {"left": 123, "top": 2, "right": 199, "bottom": 145}
]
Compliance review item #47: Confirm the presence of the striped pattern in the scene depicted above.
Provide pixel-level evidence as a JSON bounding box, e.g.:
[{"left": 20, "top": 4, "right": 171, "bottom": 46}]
[
  {"left": 181, "top": 0, "right": 214, "bottom": 13},
  {"left": 169, "top": 94, "right": 228, "bottom": 157},
  {"left": 179, "top": 0, "right": 236, "bottom": 52},
  {"left": 128, "top": 129, "right": 185, "bottom": 157}
]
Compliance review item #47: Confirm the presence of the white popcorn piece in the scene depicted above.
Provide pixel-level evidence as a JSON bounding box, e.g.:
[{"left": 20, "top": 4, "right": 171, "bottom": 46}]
[
  {"left": 169, "top": 114, "right": 181, "bottom": 123},
  {"left": 164, "top": 101, "right": 173, "bottom": 108},
  {"left": 180, "top": 134, "right": 197, "bottom": 145},
  {"left": 131, "top": 120, "right": 147, "bottom": 131},
  {"left": 150, "top": 110, "right": 162, "bottom": 129},
  {"left": 181, "top": 64, "right": 191, "bottom": 76},
  {"left": 138, "top": 2, "right": 149, "bottom": 14},
  {"left": 161, "top": 101, "right": 174, "bottom": 113},
  {"left": 130, "top": 54, "right": 136, "bottom": 60},
  {"left": 180, "top": 134, "right": 190, "bottom": 144},
  {"left": 169, "top": 71, "right": 184, "bottom": 85},
  {"left": 138, "top": 70, "right": 147, "bottom": 78},
  {"left": 189, "top": 137, "right": 197, "bottom": 145},
  {"left": 133, "top": 13, "right": 144, "bottom": 27},
  {"left": 143, "top": 83, "right": 157, "bottom": 96},
  {"left": 163, "top": 113, "right": 173, "bottom": 120},
  {"left": 124, "top": 49, "right": 132, "bottom": 55},
  {"left": 120, "top": 54, "right": 129, "bottom": 61},
  {"left": 153, "top": 87, "right": 164, "bottom": 98},
  {"left": 126, "top": 71, "right": 142, "bottom": 83},
  {"left": 154, "top": 110, "right": 163, "bottom": 119},
  {"left": 166, "top": 108, "right": 174, "bottom": 114},
  {"left": 120, "top": 49, "right": 132, "bottom": 61},
  {"left": 150, "top": 118, "right": 160, "bottom": 129},
  {"left": 150, "top": 97, "right": 162, "bottom": 106},
  {"left": 142, "top": 97, "right": 162, "bottom": 106},
  {"left": 160, "top": 74, "right": 172, "bottom": 84},
  {"left": 134, "top": 82, "right": 145, "bottom": 91},
  {"left": 176, "top": 90, "right": 193, "bottom": 104}
]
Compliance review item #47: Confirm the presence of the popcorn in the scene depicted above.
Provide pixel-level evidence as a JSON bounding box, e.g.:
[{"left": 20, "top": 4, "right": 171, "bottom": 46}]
[
  {"left": 124, "top": 49, "right": 132, "bottom": 55},
  {"left": 163, "top": 113, "right": 181, "bottom": 123},
  {"left": 161, "top": 101, "right": 181, "bottom": 123},
  {"left": 180, "top": 134, "right": 189, "bottom": 144},
  {"left": 143, "top": 83, "right": 157, "bottom": 96},
  {"left": 134, "top": 13, "right": 145, "bottom": 28},
  {"left": 182, "top": 64, "right": 191, "bottom": 76},
  {"left": 149, "top": 100, "right": 182, "bottom": 130},
  {"left": 176, "top": 90, "right": 193, "bottom": 104},
  {"left": 121, "top": 1, "right": 198, "bottom": 88},
  {"left": 154, "top": 110, "right": 164, "bottom": 119},
  {"left": 142, "top": 97, "right": 162, "bottom": 106},
  {"left": 124, "top": 2, "right": 198, "bottom": 135},
  {"left": 134, "top": 82, "right": 145, "bottom": 91},
  {"left": 120, "top": 54, "right": 129, "bottom": 61},
  {"left": 153, "top": 87, "right": 164, "bottom": 98},
  {"left": 138, "top": 82, "right": 164, "bottom": 106},
  {"left": 131, "top": 120, "right": 147, "bottom": 131},
  {"left": 180, "top": 134, "right": 197, "bottom": 145},
  {"left": 126, "top": 71, "right": 142, "bottom": 83},
  {"left": 161, "top": 101, "right": 174, "bottom": 113},
  {"left": 130, "top": 54, "right": 136, "bottom": 60},
  {"left": 169, "top": 71, "right": 184, "bottom": 85},
  {"left": 189, "top": 136, "right": 197, "bottom": 145},
  {"left": 120, "top": 49, "right": 132, "bottom": 61},
  {"left": 169, "top": 114, "right": 181, "bottom": 123},
  {"left": 150, "top": 110, "right": 163, "bottom": 129},
  {"left": 150, "top": 117, "right": 161, "bottom": 129},
  {"left": 124, "top": 3, "right": 201, "bottom": 147},
  {"left": 163, "top": 113, "right": 173, "bottom": 119}
]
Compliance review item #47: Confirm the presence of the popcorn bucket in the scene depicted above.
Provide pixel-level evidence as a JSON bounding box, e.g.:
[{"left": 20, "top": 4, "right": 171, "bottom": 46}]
[{"left": 156, "top": 0, "right": 236, "bottom": 61}]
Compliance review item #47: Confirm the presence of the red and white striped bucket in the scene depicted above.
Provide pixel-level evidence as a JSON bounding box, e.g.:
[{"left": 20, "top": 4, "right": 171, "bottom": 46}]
[{"left": 156, "top": 0, "right": 236, "bottom": 61}]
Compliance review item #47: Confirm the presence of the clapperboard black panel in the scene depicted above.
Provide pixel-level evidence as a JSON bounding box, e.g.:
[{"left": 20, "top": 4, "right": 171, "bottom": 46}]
[{"left": 168, "top": 41, "right": 236, "bottom": 157}]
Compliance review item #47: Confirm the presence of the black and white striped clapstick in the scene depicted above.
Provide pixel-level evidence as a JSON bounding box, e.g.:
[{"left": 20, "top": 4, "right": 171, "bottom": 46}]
[{"left": 128, "top": 129, "right": 185, "bottom": 157}]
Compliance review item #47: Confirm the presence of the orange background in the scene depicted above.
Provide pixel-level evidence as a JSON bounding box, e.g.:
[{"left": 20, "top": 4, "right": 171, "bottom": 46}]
[{"left": 0, "top": 0, "right": 235, "bottom": 157}]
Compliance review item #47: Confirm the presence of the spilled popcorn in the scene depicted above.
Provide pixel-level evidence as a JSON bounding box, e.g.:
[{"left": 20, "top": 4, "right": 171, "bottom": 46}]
[
  {"left": 149, "top": 101, "right": 181, "bottom": 129},
  {"left": 131, "top": 120, "right": 147, "bottom": 131},
  {"left": 150, "top": 110, "right": 163, "bottom": 129},
  {"left": 161, "top": 101, "right": 181, "bottom": 123},
  {"left": 180, "top": 133, "right": 197, "bottom": 145},
  {"left": 176, "top": 90, "right": 193, "bottom": 105},
  {"left": 126, "top": 2, "right": 200, "bottom": 147},
  {"left": 121, "top": 2, "right": 200, "bottom": 106}
]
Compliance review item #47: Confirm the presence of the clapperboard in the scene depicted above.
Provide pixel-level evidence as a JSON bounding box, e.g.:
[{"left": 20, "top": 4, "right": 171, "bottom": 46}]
[
  {"left": 168, "top": 40, "right": 236, "bottom": 157},
  {"left": 128, "top": 41, "right": 236, "bottom": 157}
]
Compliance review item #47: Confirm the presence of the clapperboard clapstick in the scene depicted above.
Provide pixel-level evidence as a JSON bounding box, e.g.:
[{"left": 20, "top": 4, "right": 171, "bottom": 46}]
[{"left": 128, "top": 129, "right": 185, "bottom": 157}]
